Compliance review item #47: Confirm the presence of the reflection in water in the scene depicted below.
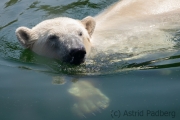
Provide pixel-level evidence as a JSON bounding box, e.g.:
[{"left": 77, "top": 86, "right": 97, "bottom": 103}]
[{"left": 68, "top": 80, "right": 109, "bottom": 118}]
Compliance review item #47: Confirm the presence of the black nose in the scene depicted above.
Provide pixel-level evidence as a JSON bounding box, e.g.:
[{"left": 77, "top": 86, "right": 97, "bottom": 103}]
[{"left": 69, "top": 48, "right": 86, "bottom": 65}]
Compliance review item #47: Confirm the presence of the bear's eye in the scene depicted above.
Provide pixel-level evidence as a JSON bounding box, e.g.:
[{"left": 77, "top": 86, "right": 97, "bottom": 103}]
[
  {"left": 48, "top": 35, "right": 58, "bottom": 40},
  {"left": 79, "top": 32, "right": 83, "bottom": 37}
]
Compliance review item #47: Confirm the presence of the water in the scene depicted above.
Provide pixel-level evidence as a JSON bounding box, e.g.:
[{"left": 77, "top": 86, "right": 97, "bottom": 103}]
[{"left": 0, "top": 0, "right": 180, "bottom": 120}]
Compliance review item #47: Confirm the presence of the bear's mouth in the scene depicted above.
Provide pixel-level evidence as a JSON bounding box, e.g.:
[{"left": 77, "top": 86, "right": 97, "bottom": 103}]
[{"left": 69, "top": 48, "right": 86, "bottom": 65}]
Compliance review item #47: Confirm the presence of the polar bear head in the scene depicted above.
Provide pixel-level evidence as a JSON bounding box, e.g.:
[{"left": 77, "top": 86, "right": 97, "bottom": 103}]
[{"left": 16, "top": 16, "right": 96, "bottom": 65}]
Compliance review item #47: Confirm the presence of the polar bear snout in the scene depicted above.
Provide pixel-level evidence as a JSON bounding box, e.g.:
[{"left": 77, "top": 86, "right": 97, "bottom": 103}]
[{"left": 69, "top": 47, "right": 86, "bottom": 65}]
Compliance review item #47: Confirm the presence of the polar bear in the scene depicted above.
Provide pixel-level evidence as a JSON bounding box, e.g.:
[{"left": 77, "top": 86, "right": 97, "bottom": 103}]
[
  {"left": 16, "top": 0, "right": 180, "bottom": 65},
  {"left": 16, "top": 17, "right": 95, "bottom": 65}
]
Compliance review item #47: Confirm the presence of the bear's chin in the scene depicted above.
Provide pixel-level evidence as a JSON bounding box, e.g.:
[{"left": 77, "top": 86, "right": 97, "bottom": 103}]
[
  {"left": 70, "top": 58, "right": 85, "bottom": 65},
  {"left": 61, "top": 55, "right": 85, "bottom": 65},
  {"left": 68, "top": 54, "right": 86, "bottom": 65}
]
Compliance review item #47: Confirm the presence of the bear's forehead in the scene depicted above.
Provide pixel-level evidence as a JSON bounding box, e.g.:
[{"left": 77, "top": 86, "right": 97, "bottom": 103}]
[{"left": 33, "top": 17, "right": 83, "bottom": 31}]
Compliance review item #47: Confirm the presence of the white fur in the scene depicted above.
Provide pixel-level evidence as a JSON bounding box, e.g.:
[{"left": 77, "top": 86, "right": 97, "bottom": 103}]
[{"left": 91, "top": 0, "right": 180, "bottom": 56}]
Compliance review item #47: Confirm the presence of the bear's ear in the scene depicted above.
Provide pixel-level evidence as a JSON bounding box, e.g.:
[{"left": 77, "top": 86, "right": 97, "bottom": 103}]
[
  {"left": 81, "top": 16, "right": 96, "bottom": 37},
  {"left": 15, "top": 27, "right": 33, "bottom": 48}
]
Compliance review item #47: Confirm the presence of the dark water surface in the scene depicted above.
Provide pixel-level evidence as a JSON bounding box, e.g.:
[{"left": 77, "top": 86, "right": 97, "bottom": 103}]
[{"left": 0, "top": 0, "right": 180, "bottom": 120}]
